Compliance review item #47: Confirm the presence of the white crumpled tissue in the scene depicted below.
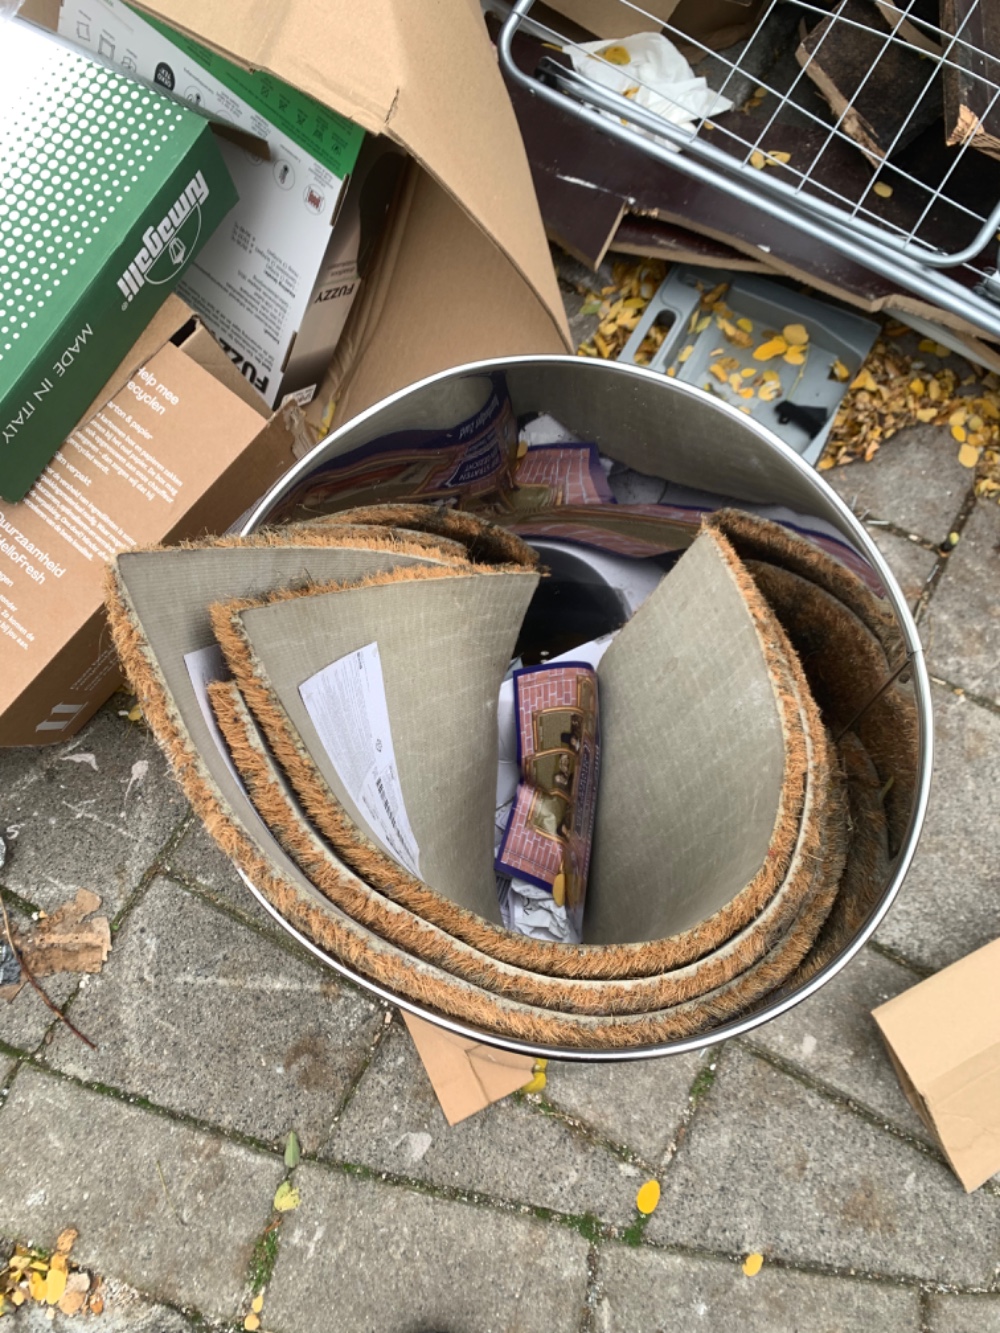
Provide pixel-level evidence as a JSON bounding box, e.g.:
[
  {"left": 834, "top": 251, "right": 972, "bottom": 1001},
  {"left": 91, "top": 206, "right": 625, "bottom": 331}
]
[{"left": 567, "top": 32, "right": 733, "bottom": 147}]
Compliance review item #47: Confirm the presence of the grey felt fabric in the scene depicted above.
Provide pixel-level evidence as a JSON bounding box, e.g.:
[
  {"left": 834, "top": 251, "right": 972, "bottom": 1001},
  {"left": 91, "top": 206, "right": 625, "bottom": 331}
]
[
  {"left": 235, "top": 569, "right": 539, "bottom": 923},
  {"left": 587, "top": 533, "right": 787, "bottom": 943}
]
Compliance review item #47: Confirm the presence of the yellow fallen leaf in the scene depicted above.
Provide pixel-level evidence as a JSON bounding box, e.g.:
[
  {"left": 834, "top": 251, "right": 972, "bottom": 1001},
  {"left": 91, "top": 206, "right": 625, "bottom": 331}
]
[
  {"left": 872, "top": 182, "right": 893, "bottom": 198},
  {"left": 601, "top": 44, "right": 631, "bottom": 64},
  {"left": 952, "top": 425, "right": 967, "bottom": 443},
  {"left": 950, "top": 408, "right": 968, "bottom": 427},
  {"left": 678, "top": 344, "right": 695, "bottom": 363},
  {"left": 28, "top": 1271, "right": 46, "bottom": 1303},
  {"left": 728, "top": 373, "right": 743, "bottom": 392},
  {"left": 750, "top": 150, "right": 766, "bottom": 169},
  {"left": 533, "top": 1058, "right": 549, "bottom": 1073},
  {"left": 764, "top": 150, "right": 791, "bottom": 165},
  {"left": 969, "top": 414, "right": 984, "bottom": 431},
  {"left": 850, "top": 369, "right": 878, "bottom": 392},
  {"left": 915, "top": 407, "right": 937, "bottom": 422},
  {"left": 758, "top": 381, "right": 781, "bottom": 402},
  {"left": 918, "top": 338, "right": 938, "bottom": 354},
  {"left": 666, "top": 367, "right": 676, "bottom": 377},
  {"left": 762, "top": 369, "right": 781, "bottom": 383},
  {"left": 738, "top": 387, "right": 755, "bottom": 399},
  {"left": 245, "top": 1315, "right": 261, "bottom": 1332},
  {"left": 127, "top": 704, "right": 143, "bottom": 723},
  {"left": 830, "top": 359, "right": 849, "bottom": 382},
  {"left": 818, "top": 456, "right": 835, "bottom": 470},
  {"left": 252, "top": 1294, "right": 265, "bottom": 1314},
  {"left": 754, "top": 337, "right": 788, "bottom": 361},
  {"left": 11, "top": 1289, "right": 26, "bottom": 1307},
  {"left": 273, "top": 1180, "right": 301, "bottom": 1212},
  {"left": 57, "top": 1274, "right": 90, "bottom": 1317},
  {"left": 958, "top": 441, "right": 981, "bottom": 467},
  {"left": 45, "top": 1266, "right": 68, "bottom": 1306},
  {"left": 736, "top": 317, "right": 753, "bottom": 333},
  {"left": 783, "top": 346, "right": 807, "bottom": 365},
  {"left": 935, "top": 343, "right": 951, "bottom": 357},
  {"left": 709, "top": 363, "right": 729, "bottom": 384},
  {"left": 49, "top": 1253, "right": 67, "bottom": 1275},
  {"left": 740, "top": 367, "right": 756, "bottom": 379},
  {"left": 743, "top": 1252, "right": 765, "bottom": 1276},
  {"left": 55, "top": 1229, "right": 78, "bottom": 1256},
  {"left": 521, "top": 1071, "right": 547, "bottom": 1094},
  {"left": 782, "top": 323, "right": 809, "bottom": 346},
  {"left": 636, "top": 1179, "right": 661, "bottom": 1215},
  {"left": 909, "top": 378, "right": 925, "bottom": 396}
]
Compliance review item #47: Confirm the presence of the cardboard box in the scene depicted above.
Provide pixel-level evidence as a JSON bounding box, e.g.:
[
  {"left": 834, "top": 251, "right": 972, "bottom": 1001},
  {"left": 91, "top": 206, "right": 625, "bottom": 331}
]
[
  {"left": 402, "top": 1011, "right": 535, "bottom": 1126},
  {"left": 0, "top": 18, "right": 237, "bottom": 503},
  {"left": 0, "top": 295, "right": 297, "bottom": 747},
  {"left": 873, "top": 938, "right": 1000, "bottom": 1192},
  {"left": 66, "top": 0, "right": 574, "bottom": 432},
  {"left": 57, "top": 0, "right": 367, "bottom": 410}
]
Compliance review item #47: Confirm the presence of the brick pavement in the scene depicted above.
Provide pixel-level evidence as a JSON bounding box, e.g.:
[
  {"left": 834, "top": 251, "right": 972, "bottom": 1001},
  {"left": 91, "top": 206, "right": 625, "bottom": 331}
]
[{"left": 1, "top": 259, "right": 999, "bottom": 1331}]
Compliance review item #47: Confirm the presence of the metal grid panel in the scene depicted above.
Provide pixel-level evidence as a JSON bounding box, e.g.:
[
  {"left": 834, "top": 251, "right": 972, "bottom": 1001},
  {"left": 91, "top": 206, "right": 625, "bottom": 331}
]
[{"left": 497, "top": 0, "right": 1000, "bottom": 338}]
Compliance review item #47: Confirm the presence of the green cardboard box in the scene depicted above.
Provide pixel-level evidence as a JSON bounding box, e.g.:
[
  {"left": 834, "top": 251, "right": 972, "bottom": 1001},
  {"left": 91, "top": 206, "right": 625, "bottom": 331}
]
[{"left": 0, "top": 18, "right": 238, "bottom": 501}]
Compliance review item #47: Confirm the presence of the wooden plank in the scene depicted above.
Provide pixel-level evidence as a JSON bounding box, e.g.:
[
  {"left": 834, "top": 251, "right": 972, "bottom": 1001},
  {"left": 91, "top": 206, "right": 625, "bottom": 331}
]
[
  {"left": 796, "top": 0, "right": 942, "bottom": 164},
  {"left": 941, "top": 0, "right": 1000, "bottom": 161},
  {"left": 874, "top": 0, "right": 943, "bottom": 55}
]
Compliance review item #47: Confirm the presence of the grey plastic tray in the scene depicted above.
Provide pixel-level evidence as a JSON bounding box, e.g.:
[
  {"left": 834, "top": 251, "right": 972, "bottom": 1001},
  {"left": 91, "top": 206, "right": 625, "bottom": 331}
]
[{"left": 619, "top": 267, "right": 879, "bottom": 466}]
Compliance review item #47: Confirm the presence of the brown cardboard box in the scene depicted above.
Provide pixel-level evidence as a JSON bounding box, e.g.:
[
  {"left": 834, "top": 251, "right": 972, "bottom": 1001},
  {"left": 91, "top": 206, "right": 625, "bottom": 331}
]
[
  {"left": 873, "top": 938, "right": 1000, "bottom": 1192},
  {"left": 0, "top": 296, "right": 297, "bottom": 746},
  {"left": 53, "top": 0, "right": 575, "bottom": 430}
]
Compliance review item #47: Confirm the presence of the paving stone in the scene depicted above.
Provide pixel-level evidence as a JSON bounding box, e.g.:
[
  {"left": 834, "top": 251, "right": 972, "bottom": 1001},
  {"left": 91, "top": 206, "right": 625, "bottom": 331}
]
[
  {"left": 923, "top": 501, "right": 1000, "bottom": 698},
  {"left": 865, "top": 525, "right": 938, "bottom": 611},
  {"left": 749, "top": 947, "right": 929, "bottom": 1142},
  {"left": 12, "top": 1280, "right": 197, "bottom": 1332},
  {"left": 0, "top": 703, "right": 187, "bottom": 916},
  {"left": 927, "top": 1294, "right": 1000, "bottom": 1332},
  {"left": 648, "top": 1046, "right": 1000, "bottom": 1285},
  {"left": 324, "top": 1022, "right": 641, "bottom": 1225},
  {"left": 827, "top": 426, "right": 971, "bottom": 545},
  {"left": 877, "top": 686, "right": 1000, "bottom": 972},
  {"left": 163, "top": 819, "right": 278, "bottom": 932},
  {"left": 265, "top": 1161, "right": 590, "bottom": 1333},
  {"left": 544, "top": 1049, "right": 707, "bottom": 1165},
  {"left": 0, "top": 1067, "right": 282, "bottom": 1318},
  {"left": 593, "top": 1244, "right": 921, "bottom": 1333},
  {"left": 44, "top": 877, "right": 381, "bottom": 1152}
]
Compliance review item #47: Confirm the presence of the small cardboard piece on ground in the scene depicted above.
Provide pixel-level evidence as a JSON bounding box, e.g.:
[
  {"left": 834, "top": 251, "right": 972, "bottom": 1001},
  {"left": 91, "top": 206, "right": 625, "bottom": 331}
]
[
  {"left": 402, "top": 1011, "right": 535, "bottom": 1126},
  {"left": 873, "top": 937, "right": 1000, "bottom": 1192},
  {"left": 0, "top": 295, "right": 297, "bottom": 747}
]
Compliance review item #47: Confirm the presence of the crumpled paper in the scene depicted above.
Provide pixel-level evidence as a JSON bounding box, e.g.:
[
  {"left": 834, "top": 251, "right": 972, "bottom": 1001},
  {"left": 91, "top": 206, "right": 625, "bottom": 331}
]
[{"left": 568, "top": 32, "right": 734, "bottom": 147}]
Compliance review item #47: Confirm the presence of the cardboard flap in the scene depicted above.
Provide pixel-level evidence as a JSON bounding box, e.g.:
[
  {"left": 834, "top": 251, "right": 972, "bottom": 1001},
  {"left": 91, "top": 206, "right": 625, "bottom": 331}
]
[
  {"left": 130, "top": 0, "right": 571, "bottom": 354},
  {"left": 227, "top": 566, "right": 539, "bottom": 921},
  {"left": 588, "top": 530, "right": 788, "bottom": 943},
  {"left": 402, "top": 1011, "right": 533, "bottom": 1125}
]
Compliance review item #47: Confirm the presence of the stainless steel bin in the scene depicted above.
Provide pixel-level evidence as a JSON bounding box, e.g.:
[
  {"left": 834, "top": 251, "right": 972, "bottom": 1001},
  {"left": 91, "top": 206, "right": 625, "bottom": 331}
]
[{"left": 241, "top": 355, "right": 932, "bottom": 1060}]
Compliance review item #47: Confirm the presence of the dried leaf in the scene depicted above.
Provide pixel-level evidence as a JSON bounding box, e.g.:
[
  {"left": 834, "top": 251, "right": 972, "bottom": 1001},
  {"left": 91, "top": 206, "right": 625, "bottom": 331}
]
[
  {"left": 909, "top": 378, "right": 925, "bottom": 396},
  {"left": 758, "top": 381, "right": 781, "bottom": 402},
  {"left": 830, "top": 359, "right": 850, "bottom": 382},
  {"left": 764, "top": 150, "right": 791, "bottom": 165},
  {"left": 736, "top": 317, "right": 753, "bottom": 333},
  {"left": 783, "top": 346, "right": 807, "bottom": 366},
  {"left": 17, "top": 889, "right": 111, "bottom": 980},
  {"left": 952, "top": 424, "right": 968, "bottom": 443},
  {"left": 636, "top": 1180, "right": 661, "bottom": 1215},
  {"left": 57, "top": 1273, "right": 90, "bottom": 1317},
  {"left": 678, "top": 344, "right": 694, "bottom": 363},
  {"left": 915, "top": 407, "right": 937, "bottom": 422},
  {"left": 252, "top": 1294, "right": 265, "bottom": 1314},
  {"left": 127, "top": 704, "right": 143, "bottom": 723},
  {"left": 600, "top": 43, "right": 631, "bottom": 64},
  {"left": 244, "top": 1316, "right": 261, "bottom": 1332},
  {"left": 28, "top": 1271, "right": 46, "bottom": 1303},
  {"left": 958, "top": 441, "right": 981, "bottom": 467},
  {"left": 782, "top": 323, "right": 809, "bottom": 346},
  {"left": 521, "top": 1071, "right": 547, "bottom": 1094},
  {"left": 850, "top": 369, "right": 878, "bottom": 392},
  {"left": 750, "top": 150, "right": 766, "bottom": 169},
  {"left": 54, "top": 1229, "right": 77, "bottom": 1256},
  {"left": 737, "top": 387, "right": 755, "bottom": 399},
  {"left": 742, "top": 1252, "right": 765, "bottom": 1276},
  {"left": 753, "top": 337, "right": 788, "bottom": 361},
  {"left": 872, "top": 182, "right": 893, "bottom": 198},
  {"left": 284, "top": 1130, "right": 301, "bottom": 1170},
  {"left": 273, "top": 1180, "right": 301, "bottom": 1212},
  {"left": 708, "top": 363, "right": 729, "bottom": 384}
]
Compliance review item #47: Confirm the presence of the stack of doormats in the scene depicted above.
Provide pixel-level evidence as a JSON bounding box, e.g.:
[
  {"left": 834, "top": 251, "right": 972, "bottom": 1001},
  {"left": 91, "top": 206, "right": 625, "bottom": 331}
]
[{"left": 104, "top": 492, "right": 917, "bottom": 1051}]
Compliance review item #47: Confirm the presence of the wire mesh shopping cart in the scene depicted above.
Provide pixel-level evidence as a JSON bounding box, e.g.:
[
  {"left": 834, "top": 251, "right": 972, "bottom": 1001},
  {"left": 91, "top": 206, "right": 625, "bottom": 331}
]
[{"left": 496, "top": 0, "right": 1000, "bottom": 340}]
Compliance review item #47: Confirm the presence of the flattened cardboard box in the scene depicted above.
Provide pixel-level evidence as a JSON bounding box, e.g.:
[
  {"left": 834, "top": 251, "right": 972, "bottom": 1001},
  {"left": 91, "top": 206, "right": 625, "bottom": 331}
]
[
  {"left": 0, "top": 296, "right": 296, "bottom": 747},
  {"left": 873, "top": 937, "right": 1000, "bottom": 1192}
]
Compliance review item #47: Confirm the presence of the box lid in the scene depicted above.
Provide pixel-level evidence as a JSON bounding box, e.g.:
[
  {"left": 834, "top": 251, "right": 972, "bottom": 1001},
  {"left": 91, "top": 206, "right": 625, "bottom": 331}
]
[{"left": 125, "top": 0, "right": 571, "bottom": 356}]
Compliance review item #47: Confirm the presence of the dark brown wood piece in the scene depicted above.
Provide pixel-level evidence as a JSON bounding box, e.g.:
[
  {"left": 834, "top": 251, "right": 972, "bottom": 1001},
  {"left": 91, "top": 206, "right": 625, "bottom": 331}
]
[
  {"left": 797, "top": 0, "right": 943, "bottom": 164},
  {"left": 941, "top": 0, "right": 1000, "bottom": 160}
]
